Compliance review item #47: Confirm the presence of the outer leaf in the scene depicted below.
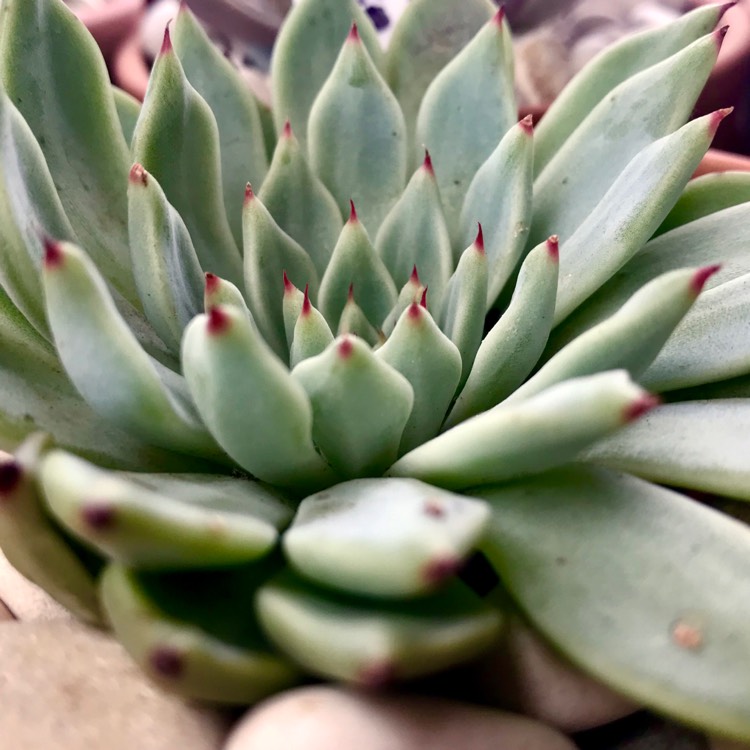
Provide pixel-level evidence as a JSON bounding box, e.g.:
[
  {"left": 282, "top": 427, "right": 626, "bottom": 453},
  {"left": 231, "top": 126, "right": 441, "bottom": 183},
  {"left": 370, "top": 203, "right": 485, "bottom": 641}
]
[
  {"left": 318, "top": 208, "right": 397, "bottom": 330},
  {"left": 583, "top": 399, "right": 750, "bottom": 502},
  {"left": 291, "top": 336, "right": 414, "bottom": 478},
  {"left": 113, "top": 86, "right": 140, "bottom": 146},
  {"left": 127, "top": 164, "right": 205, "bottom": 354},
  {"left": 533, "top": 3, "right": 728, "bottom": 173},
  {"left": 459, "top": 117, "right": 534, "bottom": 305},
  {"left": 446, "top": 238, "right": 559, "bottom": 427},
  {"left": 415, "top": 10, "right": 516, "bottom": 243},
  {"left": 308, "top": 27, "right": 407, "bottom": 234},
  {"left": 475, "top": 466, "right": 750, "bottom": 742},
  {"left": 385, "top": 0, "right": 495, "bottom": 164},
  {"left": 131, "top": 34, "right": 243, "bottom": 286},
  {"left": 0, "top": 435, "right": 102, "bottom": 625},
  {"left": 242, "top": 188, "right": 319, "bottom": 360},
  {"left": 553, "top": 112, "right": 725, "bottom": 325},
  {"left": 182, "top": 305, "right": 336, "bottom": 489},
  {"left": 376, "top": 303, "right": 462, "bottom": 453},
  {"left": 0, "top": 0, "right": 137, "bottom": 303},
  {"left": 389, "top": 371, "right": 656, "bottom": 490},
  {"left": 641, "top": 273, "right": 750, "bottom": 391},
  {"left": 375, "top": 153, "right": 453, "bottom": 310},
  {"left": 529, "top": 32, "right": 722, "bottom": 247},
  {"left": 40, "top": 450, "right": 292, "bottom": 568},
  {"left": 42, "top": 240, "right": 219, "bottom": 459},
  {"left": 284, "top": 478, "right": 490, "bottom": 597},
  {"left": 270, "top": 0, "right": 383, "bottom": 147},
  {"left": 256, "top": 569, "right": 502, "bottom": 685},
  {"left": 259, "top": 123, "right": 343, "bottom": 278},
  {"left": 101, "top": 563, "right": 301, "bottom": 704},
  {"left": 173, "top": 5, "right": 268, "bottom": 247}
]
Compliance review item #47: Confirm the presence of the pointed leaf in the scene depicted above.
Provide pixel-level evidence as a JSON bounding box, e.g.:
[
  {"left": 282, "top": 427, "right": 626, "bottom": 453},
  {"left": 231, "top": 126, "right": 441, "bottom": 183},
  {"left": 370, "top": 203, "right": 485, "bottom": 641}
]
[
  {"left": 100, "top": 562, "right": 301, "bottom": 704},
  {"left": 416, "top": 10, "right": 516, "bottom": 242},
  {"left": 290, "top": 291, "right": 335, "bottom": 368},
  {"left": 256, "top": 569, "right": 502, "bottom": 685},
  {"left": 337, "top": 288, "right": 381, "bottom": 347},
  {"left": 204, "top": 272, "right": 253, "bottom": 319},
  {"left": 390, "top": 371, "right": 657, "bottom": 490},
  {"left": 182, "top": 304, "right": 335, "bottom": 489},
  {"left": 475, "top": 465, "right": 750, "bottom": 741},
  {"left": 446, "top": 238, "right": 559, "bottom": 427},
  {"left": 131, "top": 35, "right": 243, "bottom": 286},
  {"left": 282, "top": 275, "right": 306, "bottom": 347},
  {"left": 292, "top": 335, "right": 413, "bottom": 478},
  {"left": 173, "top": 5, "right": 268, "bottom": 247},
  {"left": 259, "top": 123, "right": 343, "bottom": 278},
  {"left": 381, "top": 268, "right": 425, "bottom": 337},
  {"left": 377, "top": 303, "right": 462, "bottom": 453}
]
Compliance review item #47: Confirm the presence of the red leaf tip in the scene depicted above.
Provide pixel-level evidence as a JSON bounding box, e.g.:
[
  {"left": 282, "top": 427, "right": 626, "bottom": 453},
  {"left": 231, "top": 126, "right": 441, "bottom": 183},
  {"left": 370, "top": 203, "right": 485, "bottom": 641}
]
[
  {"left": 282, "top": 119, "right": 293, "bottom": 138},
  {"left": 357, "top": 660, "right": 396, "bottom": 689},
  {"left": 149, "top": 646, "right": 185, "bottom": 679},
  {"left": 161, "top": 25, "right": 173, "bottom": 55},
  {"left": 347, "top": 22, "right": 360, "bottom": 42},
  {"left": 422, "top": 556, "right": 462, "bottom": 586},
  {"left": 420, "top": 286, "right": 428, "bottom": 309},
  {"left": 492, "top": 6, "right": 506, "bottom": 26},
  {"left": 43, "top": 237, "right": 65, "bottom": 268},
  {"left": 129, "top": 163, "right": 148, "bottom": 186},
  {"left": 623, "top": 393, "right": 661, "bottom": 423},
  {"left": 714, "top": 25, "right": 730, "bottom": 48},
  {"left": 0, "top": 460, "right": 22, "bottom": 496},
  {"left": 302, "top": 283, "right": 312, "bottom": 315},
  {"left": 710, "top": 107, "right": 733, "bottom": 134},
  {"left": 407, "top": 302, "right": 422, "bottom": 320},
  {"left": 409, "top": 265, "right": 421, "bottom": 285},
  {"left": 207, "top": 306, "right": 231, "bottom": 335},
  {"left": 474, "top": 223, "right": 485, "bottom": 254},
  {"left": 338, "top": 336, "right": 354, "bottom": 358},
  {"left": 347, "top": 283, "right": 355, "bottom": 302},
  {"left": 422, "top": 149, "right": 434, "bottom": 175},
  {"left": 348, "top": 199, "right": 358, "bottom": 223},
  {"left": 205, "top": 272, "right": 220, "bottom": 294},
  {"left": 691, "top": 264, "right": 721, "bottom": 295},
  {"left": 244, "top": 183, "right": 255, "bottom": 204},
  {"left": 519, "top": 114, "right": 534, "bottom": 135},
  {"left": 546, "top": 235, "right": 560, "bottom": 261},
  {"left": 82, "top": 502, "right": 116, "bottom": 531},
  {"left": 719, "top": 1, "right": 738, "bottom": 22},
  {"left": 282, "top": 270, "right": 294, "bottom": 294}
]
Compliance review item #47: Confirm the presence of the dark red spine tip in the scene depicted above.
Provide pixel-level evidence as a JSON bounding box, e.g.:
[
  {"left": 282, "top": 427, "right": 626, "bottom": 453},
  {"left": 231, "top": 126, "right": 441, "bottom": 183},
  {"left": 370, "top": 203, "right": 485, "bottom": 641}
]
[
  {"left": 348, "top": 199, "right": 358, "bottom": 223},
  {"left": 129, "top": 163, "right": 148, "bottom": 186},
  {"left": 546, "top": 235, "right": 560, "bottom": 261},
  {"left": 207, "top": 306, "right": 231, "bottom": 335},
  {"left": 474, "top": 223, "right": 485, "bottom": 254},
  {"left": 149, "top": 646, "right": 185, "bottom": 679},
  {"left": 407, "top": 302, "right": 422, "bottom": 319},
  {"left": 347, "top": 283, "right": 355, "bottom": 302},
  {"left": 492, "top": 6, "right": 506, "bottom": 26},
  {"left": 422, "top": 149, "right": 434, "bottom": 175},
  {"left": 710, "top": 107, "right": 734, "bottom": 135},
  {"left": 624, "top": 394, "right": 661, "bottom": 423},
  {"left": 420, "top": 287, "right": 428, "bottom": 309},
  {"left": 205, "top": 272, "right": 220, "bottom": 295},
  {"left": 179, "top": 0, "right": 189, "bottom": 12},
  {"left": 82, "top": 503, "right": 116, "bottom": 531},
  {"left": 244, "top": 183, "right": 255, "bottom": 204},
  {"left": 519, "top": 114, "right": 534, "bottom": 135},
  {"left": 409, "top": 265, "right": 420, "bottom": 285},
  {"left": 719, "top": 1, "right": 738, "bottom": 22},
  {"left": 302, "top": 283, "right": 312, "bottom": 315},
  {"left": 282, "top": 119, "right": 293, "bottom": 139},
  {"left": 0, "top": 461, "right": 22, "bottom": 495},
  {"left": 161, "top": 25, "right": 173, "bottom": 55},
  {"left": 357, "top": 661, "right": 396, "bottom": 689},
  {"left": 714, "top": 25, "right": 730, "bottom": 48},
  {"left": 282, "top": 270, "right": 293, "bottom": 294},
  {"left": 338, "top": 336, "right": 354, "bottom": 358},
  {"left": 691, "top": 264, "right": 721, "bottom": 295},
  {"left": 422, "top": 556, "right": 462, "bottom": 586},
  {"left": 347, "top": 22, "right": 360, "bottom": 42},
  {"left": 43, "top": 237, "right": 65, "bottom": 269}
]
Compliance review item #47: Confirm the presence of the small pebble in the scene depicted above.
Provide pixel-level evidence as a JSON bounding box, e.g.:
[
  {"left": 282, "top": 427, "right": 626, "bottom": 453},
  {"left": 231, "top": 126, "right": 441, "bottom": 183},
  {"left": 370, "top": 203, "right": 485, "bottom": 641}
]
[{"left": 224, "top": 685, "right": 577, "bottom": 750}]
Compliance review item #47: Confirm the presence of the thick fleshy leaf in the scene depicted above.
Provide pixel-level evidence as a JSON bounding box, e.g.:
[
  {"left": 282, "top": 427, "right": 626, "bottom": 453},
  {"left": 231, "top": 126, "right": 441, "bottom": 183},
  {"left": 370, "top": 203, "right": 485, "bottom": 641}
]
[
  {"left": 113, "top": 86, "right": 140, "bottom": 146},
  {"left": 127, "top": 164, "right": 205, "bottom": 354},
  {"left": 0, "top": 435, "right": 102, "bottom": 625},
  {"left": 0, "top": 0, "right": 137, "bottom": 303},
  {"left": 550, "top": 202, "right": 750, "bottom": 347},
  {"left": 259, "top": 123, "right": 343, "bottom": 278},
  {"left": 173, "top": 5, "right": 268, "bottom": 247},
  {"left": 100, "top": 562, "right": 301, "bottom": 704},
  {"left": 583, "top": 399, "right": 750, "bottom": 502},
  {"left": 415, "top": 9, "right": 516, "bottom": 243},
  {"left": 40, "top": 450, "right": 292, "bottom": 568},
  {"left": 475, "top": 466, "right": 750, "bottom": 741},
  {"left": 446, "top": 238, "right": 559, "bottom": 428},
  {"left": 390, "top": 371, "right": 657, "bottom": 489},
  {"left": 381, "top": 268, "right": 425, "bottom": 337},
  {"left": 290, "top": 291, "right": 335, "bottom": 368},
  {"left": 242, "top": 187, "right": 319, "bottom": 360},
  {"left": 459, "top": 117, "right": 534, "bottom": 305},
  {"left": 270, "top": 0, "right": 383, "bottom": 147},
  {"left": 282, "top": 275, "right": 306, "bottom": 347},
  {"left": 337, "top": 288, "right": 381, "bottom": 347},
  {"left": 553, "top": 112, "right": 726, "bottom": 325},
  {"left": 284, "top": 478, "right": 490, "bottom": 597},
  {"left": 308, "top": 27, "right": 407, "bottom": 234},
  {"left": 377, "top": 303, "right": 462, "bottom": 453},
  {"left": 533, "top": 3, "right": 728, "bottom": 173},
  {"left": 511, "top": 267, "right": 716, "bottom": 404},
  {"left": 131, "top": 33, "right": 243, "bottom": 286},
  {"left": 318, "top": 208, "right": 397, "bottom": 330},
  {"left": 291, "top": 335, "right": 414, "bottom": 478},
  {"left": 641, "top": 273, "right": 750, "bottom": 391},
  {"left": 375, "top": 153, "right": 453, "bottom": 310},
  {"left": 204, "top": 272, "right": 253, "bottom": 319},
  {"left": 530, "top": 32, "right": 721, "bottom": 248},
  {"left": 182, "top": 305, "right": 335, "bottom": 489},
  {"left": 438, "top": 232, "right": 488, "bottom": 388},
  {"left": 256, "top": 569, "right": 502, "bottom": 685},
  {"left": 657, "top": 170, "right": 750, "bottom": 235},
  {"left": 385, "top": 0, "right": 495, "bottom": 164},
  {"left": 42, "top": 240, "right": 219, "bottom": 459}
]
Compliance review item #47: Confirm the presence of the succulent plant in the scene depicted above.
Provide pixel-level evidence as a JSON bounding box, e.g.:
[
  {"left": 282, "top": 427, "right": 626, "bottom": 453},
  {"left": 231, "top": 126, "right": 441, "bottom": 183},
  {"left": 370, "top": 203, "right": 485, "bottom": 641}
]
[{"left": 1, "top": 0, "right": 750, "bottom": 739}]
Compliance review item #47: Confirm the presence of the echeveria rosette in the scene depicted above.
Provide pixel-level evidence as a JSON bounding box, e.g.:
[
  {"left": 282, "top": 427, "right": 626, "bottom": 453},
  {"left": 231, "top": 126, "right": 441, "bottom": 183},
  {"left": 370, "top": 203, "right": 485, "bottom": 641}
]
[{"left": 0, "top": 0, "right": 750, "bottom": 741}]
